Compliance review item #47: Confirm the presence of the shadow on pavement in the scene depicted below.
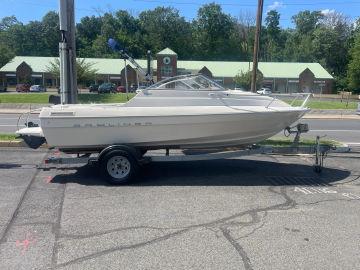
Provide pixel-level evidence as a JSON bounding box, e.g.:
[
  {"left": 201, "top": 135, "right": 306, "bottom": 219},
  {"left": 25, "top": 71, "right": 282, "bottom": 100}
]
[
  {"left": 0, "top": 163, "right": 23, "bottom": 169},
  {"left": 50, "top": 158, "right": 350, "bottom": 186}
]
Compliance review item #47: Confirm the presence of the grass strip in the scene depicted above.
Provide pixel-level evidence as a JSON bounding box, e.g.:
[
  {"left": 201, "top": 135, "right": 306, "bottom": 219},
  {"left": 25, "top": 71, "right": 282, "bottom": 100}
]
[
  {"left": 259, "top": 138, "right": 343, "bottom": 147},
  {"left": 0, "top": 134, "right": 18, "bottom": 141},
  {"left": 0, "top": 93, "right": 136, "bottom": 104},
  {"left": 289, "top": 100, "right": 357, "bottom": 109}
]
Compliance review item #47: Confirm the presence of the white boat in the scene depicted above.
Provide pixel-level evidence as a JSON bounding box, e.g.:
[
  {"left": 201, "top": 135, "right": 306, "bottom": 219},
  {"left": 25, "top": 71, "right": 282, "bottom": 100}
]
[{"left": 17, "top": 75, "right": 309, "bottom": 153}]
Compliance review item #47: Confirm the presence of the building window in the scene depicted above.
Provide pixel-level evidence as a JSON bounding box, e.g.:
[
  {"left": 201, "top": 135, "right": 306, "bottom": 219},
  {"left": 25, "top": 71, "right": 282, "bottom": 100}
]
[{"left": 161, "top": 66, "right": 172, "bottom": 77}]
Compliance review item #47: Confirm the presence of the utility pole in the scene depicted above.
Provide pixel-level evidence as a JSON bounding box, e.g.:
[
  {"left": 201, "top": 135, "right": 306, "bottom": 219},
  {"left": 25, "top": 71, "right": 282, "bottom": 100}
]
[
  {"left": 59, "top": 0, "right": 77, "bottom": 104},
  {"left": 250, "top": 0, "right": 264, "bottom": 92}
]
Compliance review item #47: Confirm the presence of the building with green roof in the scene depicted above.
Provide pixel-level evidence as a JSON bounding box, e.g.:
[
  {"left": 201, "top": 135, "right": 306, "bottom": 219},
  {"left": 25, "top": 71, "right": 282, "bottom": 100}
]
[{"left": 0, "top": 47, "right": 333, "bottom": 93}]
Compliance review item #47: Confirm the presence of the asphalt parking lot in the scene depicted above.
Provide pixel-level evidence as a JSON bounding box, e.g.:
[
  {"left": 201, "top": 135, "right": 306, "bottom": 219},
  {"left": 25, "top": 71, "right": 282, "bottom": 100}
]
[{"left": 0, "top": 147, "right": 359, "bottom": 269}]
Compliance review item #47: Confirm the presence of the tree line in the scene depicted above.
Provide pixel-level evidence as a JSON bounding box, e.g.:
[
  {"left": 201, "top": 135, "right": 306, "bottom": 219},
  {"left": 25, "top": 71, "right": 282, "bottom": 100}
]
[{"left": 0, "top": 3, "right": 359, "bottom": 93}]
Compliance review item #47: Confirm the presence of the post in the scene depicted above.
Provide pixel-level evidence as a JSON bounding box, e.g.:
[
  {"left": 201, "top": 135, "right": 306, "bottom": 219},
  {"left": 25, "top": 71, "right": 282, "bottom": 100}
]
[
  {"left": 59, "top": 0, "right": 77, "bottom": 104},
  {"left": 250, "top": 0, "right": 264, "bottom": 92},
  {"left": 124, "top": 59, "right": 129, "bottom": 99}
]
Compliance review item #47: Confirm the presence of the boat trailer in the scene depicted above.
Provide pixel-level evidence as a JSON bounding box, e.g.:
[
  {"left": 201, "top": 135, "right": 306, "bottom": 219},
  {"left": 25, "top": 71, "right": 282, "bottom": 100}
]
[{"left": 44, "top": 123, "right": 351, "bottom": 184}]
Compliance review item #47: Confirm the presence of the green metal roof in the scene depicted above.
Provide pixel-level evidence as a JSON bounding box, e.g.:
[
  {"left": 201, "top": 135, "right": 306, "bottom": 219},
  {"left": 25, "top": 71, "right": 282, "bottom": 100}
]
[
  {"left": 1, "top": 56, "right": 333, "bottom": 79},
  {"left": 0, "top": 56, "right": 58, "bottom": 73},
  {"left": 177, "top": 60, "right": 333, "bottom": 79},
  {"left": 0, "top": 56, "right": 148, "bottom": 75},
  {"left": 258, "top": 62, "right": 333, "bottom": 79},
  {"left": 156, "top": 48, "right": 177, "bottom": 56}
]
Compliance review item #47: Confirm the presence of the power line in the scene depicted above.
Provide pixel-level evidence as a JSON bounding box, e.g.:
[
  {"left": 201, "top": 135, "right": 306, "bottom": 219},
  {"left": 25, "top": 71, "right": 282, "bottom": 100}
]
[{"left": 133, "top": 0, "right": 360, "bottom": 6}]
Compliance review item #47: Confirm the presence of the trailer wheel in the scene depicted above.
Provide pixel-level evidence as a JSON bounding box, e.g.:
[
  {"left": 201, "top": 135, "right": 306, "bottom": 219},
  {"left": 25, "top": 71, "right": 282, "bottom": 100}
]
[{"left": 100, "top": 150, "right": 138, "bottom": 184}]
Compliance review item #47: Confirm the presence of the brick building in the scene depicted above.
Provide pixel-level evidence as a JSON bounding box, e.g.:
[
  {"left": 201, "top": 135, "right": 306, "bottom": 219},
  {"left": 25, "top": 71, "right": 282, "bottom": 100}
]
[{"left": 0, "top": 48, "right": 334, "bottom": 93}]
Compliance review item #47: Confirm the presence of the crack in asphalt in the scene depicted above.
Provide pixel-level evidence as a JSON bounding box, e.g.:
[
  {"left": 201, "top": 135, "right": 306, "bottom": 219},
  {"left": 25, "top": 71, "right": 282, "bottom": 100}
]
[
  {"left": 55, "top": 186, "right": 297, "bottom": 269},
  {"left": 221, "top": 227, "right": 253, "bottom": 270},
  {"left": 51, "top": 183, "right": 66, "bottom": 269},
  {"left": 0, "top": 153, "right": 48, "bottom": 244},
  {"left": 59, "top": 225, "right": 171, "bottom": 240}
]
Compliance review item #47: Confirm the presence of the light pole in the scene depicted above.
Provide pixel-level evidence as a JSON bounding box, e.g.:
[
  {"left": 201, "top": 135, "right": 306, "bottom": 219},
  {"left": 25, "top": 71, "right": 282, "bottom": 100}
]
[
  {"left": 250, "top": 0, "right": 264, "bottom": 92},
  {"left": 59, "top": 0, "right": 77, "bottom": 104}
]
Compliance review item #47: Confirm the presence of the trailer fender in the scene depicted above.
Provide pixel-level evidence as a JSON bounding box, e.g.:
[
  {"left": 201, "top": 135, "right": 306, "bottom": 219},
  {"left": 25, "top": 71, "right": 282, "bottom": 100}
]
[{"left": 98, "top": 145, "right": 142, "bottom": 163}]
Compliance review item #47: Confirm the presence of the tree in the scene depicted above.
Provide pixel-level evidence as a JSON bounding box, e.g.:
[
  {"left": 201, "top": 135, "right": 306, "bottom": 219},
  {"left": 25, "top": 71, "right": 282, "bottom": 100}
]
[
  {"left": 234, "top": 70, "right": 263, "bottom": 90},
  {"left": 0, "top": 16, "right": 19, "bottom": 30},
  {"left": 0, "top": 42, "right": 14, "bottom": 68},
  {"left": 46, "top": 58, "right": 98, "bottom": 86},
  {"left": 235, "top": 11, "right": 256, "bottom": 61},
  {"left": 282, "top": 10, "right": 325, "bottom": 63},
  {"left": 0, "top": 16, "right": 16, "bottom": 67},
  {"left": 139, "top": 7, "right": 192, "bottom": 58},
  {"left": 292, "top": 10, "right": 323, "bottom": 34},
  {"left": 347, "top": 34, "right": 360, "bottom": 93},
  {"left": 192, "top": 3, "right": 236, "bottom": 60},
  {"left": 264, "top": 10, "right": 283, "bottom": 61},
  {"left": 41, "top": 12, "right": 60, "bottom": 56},
  {"left": 265, "top": 10, "right": 281, "bottom": 39}
]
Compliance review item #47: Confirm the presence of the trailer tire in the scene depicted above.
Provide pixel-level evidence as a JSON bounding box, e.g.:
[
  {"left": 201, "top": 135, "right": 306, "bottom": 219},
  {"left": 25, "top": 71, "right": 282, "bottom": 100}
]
[{"left": 100, "top": 150, "right": 139, "bottom": 184}]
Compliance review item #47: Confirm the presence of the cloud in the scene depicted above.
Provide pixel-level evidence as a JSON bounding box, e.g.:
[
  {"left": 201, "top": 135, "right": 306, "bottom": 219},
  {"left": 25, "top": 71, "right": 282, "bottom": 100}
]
[
  {"left": 321, "top": 9, "right": 336, "bottom": 16},
  {"left": 267, "top": 1, "right": 284, "bottom": 11}
]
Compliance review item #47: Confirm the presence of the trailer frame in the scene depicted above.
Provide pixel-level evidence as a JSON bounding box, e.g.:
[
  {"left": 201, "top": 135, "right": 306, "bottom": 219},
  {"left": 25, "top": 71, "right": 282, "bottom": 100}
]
[{"left": 43, "top": 124, "right": 351, "bottom": 184}]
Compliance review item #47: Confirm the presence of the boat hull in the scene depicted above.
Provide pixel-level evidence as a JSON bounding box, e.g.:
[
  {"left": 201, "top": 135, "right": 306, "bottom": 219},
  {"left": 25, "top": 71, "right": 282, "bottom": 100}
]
[{"left": 39, "top": 107, "right": 307, "bottom": 152}]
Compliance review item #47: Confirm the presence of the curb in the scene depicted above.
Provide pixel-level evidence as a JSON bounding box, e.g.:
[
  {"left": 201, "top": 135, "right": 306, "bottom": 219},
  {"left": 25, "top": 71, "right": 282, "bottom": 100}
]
[
  {"left": 0, "top": 140, "right": 26, "bottom": 147},
  {"left": 0, "top": 140, "right": 49, "bottom": 148},
  {"left": 303, "top": 115, "right": 360, "bottom": 120},
  {"left": 0, "top": 109, "right": 41, "bottom": 114}
]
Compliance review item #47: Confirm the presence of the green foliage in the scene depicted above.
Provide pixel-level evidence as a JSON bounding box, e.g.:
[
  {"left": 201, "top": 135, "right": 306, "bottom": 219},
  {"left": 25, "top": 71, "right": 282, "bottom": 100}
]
[
  {"left": 0, "top": 93, "right": 135, "bottom": 104},
  {"left": 263, "top": 10, "right": 284, "bottom": 61},
  {"left": 259, "top": 138, "right": 343, "bottom": 147},
  {"left": 0, "top": 42, "right": 15, "bottom": 68},
  {"left": 46, "top": 58, "right": 98, "bottom": 86},
  {"left": 347, "top": 34, "right": 360, "bottom": 93},
  {"left": 0, "top": 6, "right": 358, "bottom": 93},
  {"left": 292, "top": 10, "right": 323, "bottom": 34},
  {"left": 233, "top": 70, "right": 263, "bottom": 90},
  {"left": 0, "top": 134, "right": 17, "bottom": 141},
  {"left": 0, "top": 12, "right": 59, "bottom": 57},
  {"left": 289, "top": 100, "right": 358, "bottom": 109},
  {"left": 0, "top": 93, "right": 51, "bottom": 103}
]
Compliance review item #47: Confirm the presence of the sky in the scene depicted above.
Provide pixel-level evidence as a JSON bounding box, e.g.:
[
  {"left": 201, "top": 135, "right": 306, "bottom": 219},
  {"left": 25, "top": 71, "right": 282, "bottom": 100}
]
[{"left": 0, "top": 0, "right": 359, "bottom": 28}]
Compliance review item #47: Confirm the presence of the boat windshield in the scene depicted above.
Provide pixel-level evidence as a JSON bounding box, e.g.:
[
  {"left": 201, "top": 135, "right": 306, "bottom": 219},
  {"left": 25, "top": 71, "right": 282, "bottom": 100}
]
[{"left": 150, "top": 75, "right": 225, "bottom": 91}]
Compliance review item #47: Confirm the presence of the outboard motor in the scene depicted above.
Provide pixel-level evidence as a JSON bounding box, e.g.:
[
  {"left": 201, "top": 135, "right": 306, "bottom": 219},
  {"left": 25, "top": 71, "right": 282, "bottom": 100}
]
[{"left": 20, "top": 135, "right": 46, "bottom": 149}]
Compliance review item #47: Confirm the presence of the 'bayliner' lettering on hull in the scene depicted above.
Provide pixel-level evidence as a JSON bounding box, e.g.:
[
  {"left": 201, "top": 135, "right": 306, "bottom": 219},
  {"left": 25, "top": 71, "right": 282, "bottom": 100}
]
[{"left": 72, "top": 122, "right": 153, "bottom": 128}]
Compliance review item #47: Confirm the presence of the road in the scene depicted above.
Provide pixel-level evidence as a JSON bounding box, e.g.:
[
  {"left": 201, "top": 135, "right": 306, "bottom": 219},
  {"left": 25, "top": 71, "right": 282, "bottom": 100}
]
[
  {"left": 1, "top": 113, "right": 359, "bottom": 145},
  {"left": 0, "top": 147, "right": 359, "bottom": 269},
  {"left": 0, "top": 113, "right": 40, "bottom": 134},
  {"left": 296, "top": 119, "right": 360, "bottom": 146}
]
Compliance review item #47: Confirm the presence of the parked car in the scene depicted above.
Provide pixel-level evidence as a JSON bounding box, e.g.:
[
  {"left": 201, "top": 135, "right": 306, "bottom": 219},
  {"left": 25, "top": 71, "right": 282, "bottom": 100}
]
[
  {"left": 256, "top": 87, "right": 272, "bottom": 95},
  {"left": 16, "top": 83, "right": 31, "bottom": 92},
  {"left": 88, "top": 84, "right": 99, "bottom": 92},
  {"left": 30, "top": 85, "right": 46, "bottom": 92},
  {"left": 98, "top": 83, "right": 116, "bottom": 93},
  {"left": 130, "top": 84, "right": 138, "bottom": 92},
  {"left": 0, "top": 85, "right": 7, "bottom": 92},
  {"left": 116, "top": 86, "right": 126, "bottom": 93}
]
